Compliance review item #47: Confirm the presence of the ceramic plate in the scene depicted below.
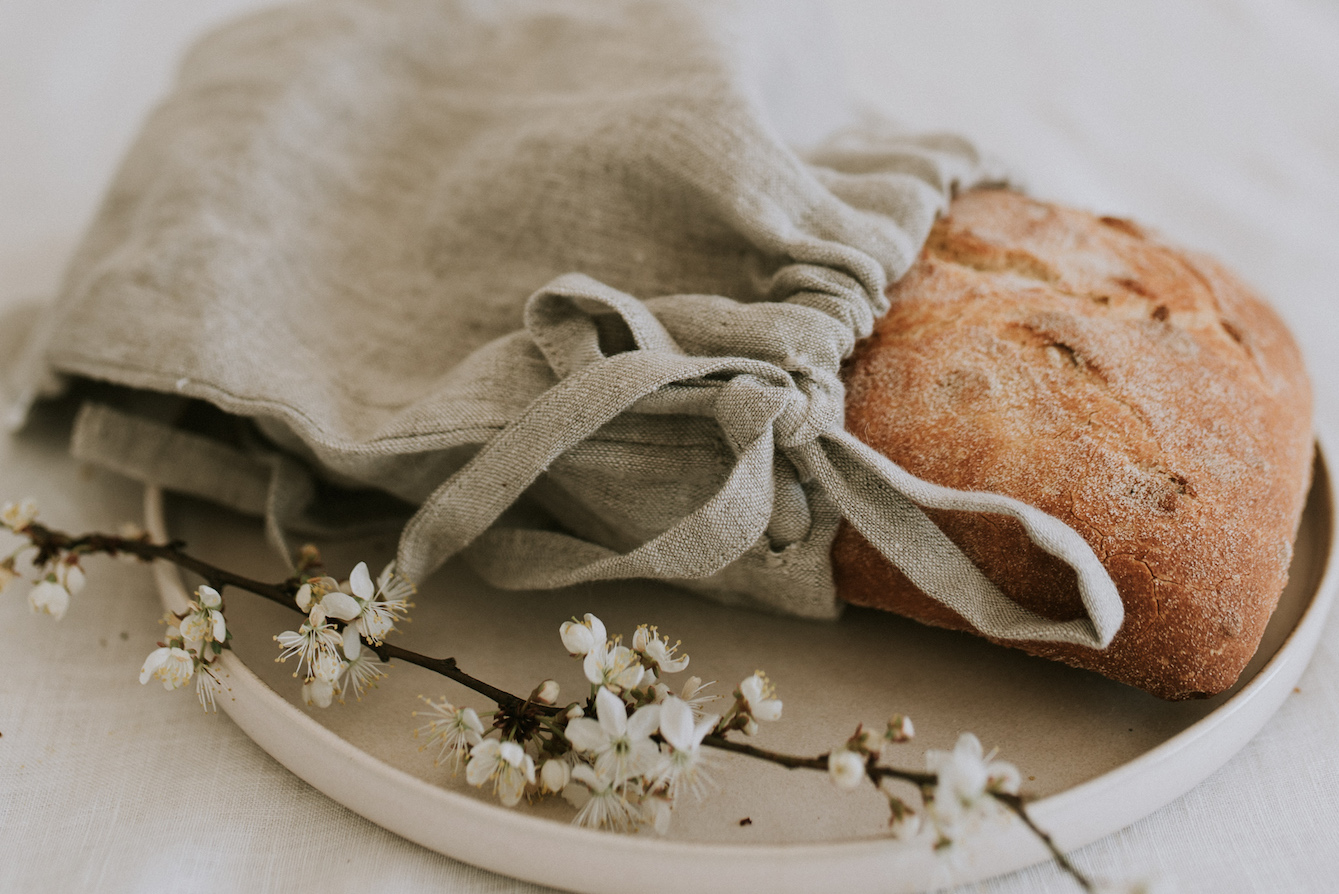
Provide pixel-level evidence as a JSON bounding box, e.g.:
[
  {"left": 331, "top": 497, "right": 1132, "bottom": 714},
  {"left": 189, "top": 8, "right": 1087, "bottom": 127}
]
[{"left": 147, "top": 433, "right": 1337, "bottom": 893}]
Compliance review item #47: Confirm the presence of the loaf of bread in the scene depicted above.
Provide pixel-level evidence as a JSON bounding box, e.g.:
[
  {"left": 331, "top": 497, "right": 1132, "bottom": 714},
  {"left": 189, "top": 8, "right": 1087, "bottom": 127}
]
[{"left": 834, "top": 188, "right": 1313, "bottom": 699}]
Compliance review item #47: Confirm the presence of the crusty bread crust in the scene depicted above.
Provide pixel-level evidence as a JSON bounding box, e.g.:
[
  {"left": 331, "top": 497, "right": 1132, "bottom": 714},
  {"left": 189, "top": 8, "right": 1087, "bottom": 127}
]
[{"left": 834, "top": 188, "right": 1313, "bottom": 699}]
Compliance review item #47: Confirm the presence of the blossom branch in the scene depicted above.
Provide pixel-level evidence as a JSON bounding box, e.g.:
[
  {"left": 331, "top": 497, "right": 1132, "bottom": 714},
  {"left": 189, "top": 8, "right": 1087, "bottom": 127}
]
[{"left": 4, "top": 501, "right": 1103, "bottom": 892}]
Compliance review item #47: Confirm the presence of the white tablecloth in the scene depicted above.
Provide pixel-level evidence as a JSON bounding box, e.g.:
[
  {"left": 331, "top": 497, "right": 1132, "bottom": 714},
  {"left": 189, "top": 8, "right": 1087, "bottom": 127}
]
[{"left": 2, "top": 2, "right": 1337, "bottom": 891}]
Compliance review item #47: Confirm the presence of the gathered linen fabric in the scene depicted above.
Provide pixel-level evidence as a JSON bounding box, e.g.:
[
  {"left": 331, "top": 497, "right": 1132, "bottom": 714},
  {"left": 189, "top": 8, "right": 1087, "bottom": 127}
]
[{"left": 14, "top": 0, "right": 1123, "bottom": 646}]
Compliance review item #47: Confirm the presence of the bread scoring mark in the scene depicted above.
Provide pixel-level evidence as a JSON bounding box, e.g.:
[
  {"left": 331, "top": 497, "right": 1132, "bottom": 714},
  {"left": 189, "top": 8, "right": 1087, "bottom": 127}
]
[
  {"left": 1115, "top": 276, "right": 1154, "bottom": 299},
  {"left": 1121, "top": 462, "right": 1196, "bottom": 516},
  {"left": 925, "top": 226, "right": 1060, "bottom": 285},
  {"left": 1098, "top": 216, "right": 1146, "bottom": 239},
  {"left": 1047, "top": 340, "right": 1084, "bottom": 370}
]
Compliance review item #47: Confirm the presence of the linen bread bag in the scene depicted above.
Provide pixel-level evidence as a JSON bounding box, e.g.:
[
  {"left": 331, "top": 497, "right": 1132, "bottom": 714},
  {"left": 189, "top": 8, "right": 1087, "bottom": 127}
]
[{"left": 6, "top": 0, "right": 1308, "bottom": 697}]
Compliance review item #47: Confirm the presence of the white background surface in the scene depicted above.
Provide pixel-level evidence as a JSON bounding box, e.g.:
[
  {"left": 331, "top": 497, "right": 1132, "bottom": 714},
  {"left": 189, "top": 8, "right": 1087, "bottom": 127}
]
[{"left": 2, "top": 1, "right": 1338, "bottom": 891}]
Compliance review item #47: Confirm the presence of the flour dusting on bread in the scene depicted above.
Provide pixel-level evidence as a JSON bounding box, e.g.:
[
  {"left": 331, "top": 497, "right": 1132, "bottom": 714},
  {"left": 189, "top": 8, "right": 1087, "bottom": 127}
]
[{"left": 835, "top": 189, "right": 1312, "bottom": 699}]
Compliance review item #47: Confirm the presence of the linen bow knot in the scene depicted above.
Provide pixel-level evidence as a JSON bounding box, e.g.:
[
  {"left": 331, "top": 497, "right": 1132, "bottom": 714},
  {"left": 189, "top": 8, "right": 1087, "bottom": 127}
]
[
  {"left": 714, "top": 368, "right": 842, "bottom": 453},
  {"left": 397, "top": 273, "right": 1124, "bottom": 649}
]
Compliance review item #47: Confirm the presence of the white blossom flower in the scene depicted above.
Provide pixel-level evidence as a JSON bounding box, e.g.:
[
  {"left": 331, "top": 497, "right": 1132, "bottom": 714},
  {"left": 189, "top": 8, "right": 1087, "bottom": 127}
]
[
  {"left": 565, "top": 687, "right": 661, "bottom": 784},
  {"left": 27, "top": 579, "right": 70, "bottom": 620},
  {"left": 139, "top": 646, "right": 194, "bottom": 690},
  {"left": 560, "top": 612, "right": 607, "bottom": 657},
  {"left": 466, "top": 738, "right": 535, "bottom": 806},
  {"left": 738, "top": 671, "right": 782, "bottom": 726},
  {"left": 632, "top": 624, "right": 689, "bottom": 673},
  {"left": 415, "top": 697, "right": 485, "bottom": 771},
  {"left": 649, "top": 696, "right": 718, "bottom": 801},
  {"left": 58, "top": 562, "right": 85, "bottom": 596},
  {"left": 539, "top": 757, "right": 572, "bottom": 793},
  {"left": 925, "top": 733, "right": 1020, "bottom": 841},
  {"left": 582, "top": 643, "right": 645, "bottom": 693},
  {"left": 346, "top": 561, "right": 413, "bottom": 644},
  {"left": 568, "top": 763, "right": 641, "bottom": 831},
  {"left": 274, "top": 612, "right": 342, "bottom": 680},
  {"left": 828, "top": 748, "right": 865, "bottom": 791},
  {"left": 178, "top": 585, "right": 226, "bottom": 647},
  {"left": 1, "top": 497, "right": 37, "bottom": 530},
  {"left": 337, "top": 626, "right": 384, "bottom": 699}
]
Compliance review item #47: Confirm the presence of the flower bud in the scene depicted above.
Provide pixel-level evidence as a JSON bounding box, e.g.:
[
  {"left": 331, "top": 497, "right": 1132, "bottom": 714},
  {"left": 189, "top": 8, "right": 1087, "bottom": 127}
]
[
  {"left": 296, "top": 543, "right": 323, "bottom": 571},
  {"left": 847, "top": 725, "right": 877, "bottom": 757},
  {"left": 61, "top": 562, "right": 86, "bottom": 596},
  {"left": 295, "top": 583, "right": 314, "bottom": 612},
  {"left": 539, "top": 758, "right": 571, "bottom": 793},
  {"left": 828, "top": 749, "right": 865, "bottom": 790},
  {"left": 885, "top": 714, "right": 914, "bottom": 744},
  {"left": 532, "top": 679, "right": 560, "bottom": 705}
]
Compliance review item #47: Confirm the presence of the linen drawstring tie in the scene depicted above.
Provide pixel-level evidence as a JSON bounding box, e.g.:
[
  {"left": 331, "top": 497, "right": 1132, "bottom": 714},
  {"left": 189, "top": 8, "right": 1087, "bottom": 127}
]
[{"left": 398, "top": 272, "right": 1124, "bottom": 649}]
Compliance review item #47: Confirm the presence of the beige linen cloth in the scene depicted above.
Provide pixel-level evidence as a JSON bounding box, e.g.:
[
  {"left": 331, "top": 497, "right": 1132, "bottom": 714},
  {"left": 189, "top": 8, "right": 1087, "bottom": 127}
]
[{"left": 9, "top": 0, "right": 1122, "bottom": 647}]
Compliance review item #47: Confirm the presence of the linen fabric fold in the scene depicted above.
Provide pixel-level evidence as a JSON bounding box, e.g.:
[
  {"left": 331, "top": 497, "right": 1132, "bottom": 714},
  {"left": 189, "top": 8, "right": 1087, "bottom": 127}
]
[{"left": 16, "top": 0, "right": 1122, "bottom": 645}]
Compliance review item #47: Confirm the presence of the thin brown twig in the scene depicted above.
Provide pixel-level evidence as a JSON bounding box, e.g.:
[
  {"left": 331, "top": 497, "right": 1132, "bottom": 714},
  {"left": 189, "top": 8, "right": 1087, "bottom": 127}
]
[{"left": 996, "top": 792, "right": 1095, "bottom": 893}]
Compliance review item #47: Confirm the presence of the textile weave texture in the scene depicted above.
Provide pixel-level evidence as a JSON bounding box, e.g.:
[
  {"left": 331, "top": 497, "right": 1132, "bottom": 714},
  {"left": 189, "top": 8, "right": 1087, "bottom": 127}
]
[{"left": 22, "top": 0, "right": 1119, "bottom": 645}]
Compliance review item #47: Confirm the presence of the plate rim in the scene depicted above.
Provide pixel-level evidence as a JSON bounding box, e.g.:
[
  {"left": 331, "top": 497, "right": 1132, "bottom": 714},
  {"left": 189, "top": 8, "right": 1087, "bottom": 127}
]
[{"left": 145, "top": 425, "right": 1339, "bottom": 893}]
